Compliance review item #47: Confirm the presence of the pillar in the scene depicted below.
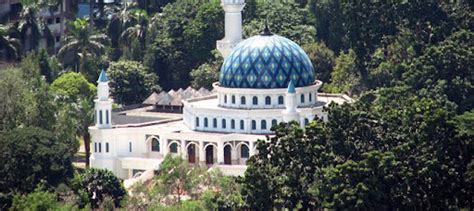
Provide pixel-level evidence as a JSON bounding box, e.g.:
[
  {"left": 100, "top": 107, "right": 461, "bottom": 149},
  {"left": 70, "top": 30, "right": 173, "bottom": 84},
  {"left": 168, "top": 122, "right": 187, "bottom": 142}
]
[
  {"left": 161, "top": 139, "right": 168, "bottom": 157},
  {"left": 249, "top": 141, "right": 255, "bottom": 157},
  {"left": 217, "top": 141, "right": 224, "bottom": 164},
  {"left": 199, "top": 141, "right": 206, "bottom": 165},
  {"left": 181, "top": 140, "right": 187, "bottom": 160}
]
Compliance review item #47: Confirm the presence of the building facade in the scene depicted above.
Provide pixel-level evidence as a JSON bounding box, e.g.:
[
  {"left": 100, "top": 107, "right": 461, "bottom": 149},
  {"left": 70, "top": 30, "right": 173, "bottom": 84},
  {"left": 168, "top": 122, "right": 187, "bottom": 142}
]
[{"left": 90, "top": 0, "right": 352, "bottom": 179}]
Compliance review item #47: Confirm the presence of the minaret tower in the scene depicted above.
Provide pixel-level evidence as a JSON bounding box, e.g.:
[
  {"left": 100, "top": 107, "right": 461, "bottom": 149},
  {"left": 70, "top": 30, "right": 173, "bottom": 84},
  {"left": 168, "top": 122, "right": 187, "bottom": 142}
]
[
  {"left": 95, "top": 69, "right": 113, "bottom": 129},
  {"left": 216, "top": 0, "right": 245, "bottom": 58},
  {"left": 282, "top": 80, "right": 300, "bottom": 123}
]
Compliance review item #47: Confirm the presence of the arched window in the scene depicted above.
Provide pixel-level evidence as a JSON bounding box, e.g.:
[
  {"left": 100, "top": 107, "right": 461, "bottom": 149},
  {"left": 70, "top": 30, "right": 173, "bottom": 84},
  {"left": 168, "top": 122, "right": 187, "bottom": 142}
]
[
  {"left": 224, "top": 95, "right": 227, "bottom": 103},
  {"left": 241, "top": 145, "right": 249, "bottom": 158},
  {"left": 304, "top": 118, "right": 309, "bottom": 125},
  {"left": 170, "top": 142, "right": 178, "bottom": 153},
  {"left": 232, "top": 95, "right": 236, "bottom": 104},
  {"left": 251, "top": 120, "right": 256, "bottom": 130},
  {"left": 222, "top": 119, "right": 226, "bottom": 129},
  {"left": 240, "top": 120, "right": 244, "bottom": 130},
  {"left": 272, "top": 119, "right": 277, "bottom": 126},
  {"left": 301, "top": 94, "right": 305, "bottom": 103},
  {"left": 204, "top": 118, "right": 208, "bottom": 127},
  {"left": 261, "top": 120, "right": 267, "bottom": 130},
  {"left": 265, "top": 96, "right": 271, "bottom": 105},
  {"left": 241, "top": 96, "right": 246, "bottom": 105},
  {"left": 195, "top": 117, "right": 199, "bottom": 127},
  {"left": 252, "top": 96, "right": 258, "bottom": 105},
  {"left": 151, "top": 138, "right": 160, "bottom": 152},
  {"left": 278, "top": 96, "right": 284, "bottom": 105},
  {"left": 213, "top": 118, "right": 217, "bottom": 128},
  {"left": 106, "top": 110, "right": 109, "bottom": 124},
  {"left": 231, "top": 119, "right": 235, "bottom": 129},
  {"left": 99, "top": 110, "right": 103, "bottom": 124},
  {"left": 309, "top": 93, "right": 312, "bottom": 102}
]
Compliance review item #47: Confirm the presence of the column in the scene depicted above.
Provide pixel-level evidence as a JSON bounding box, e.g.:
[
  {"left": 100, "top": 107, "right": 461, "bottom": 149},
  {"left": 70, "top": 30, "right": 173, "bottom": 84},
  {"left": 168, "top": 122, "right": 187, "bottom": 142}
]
[
  {"left": 217, "top": 141, "right": 224, "bottom": 164},
  {"left": 161, "top": 138, "right": 168, "bottom": 157},
  {"left": 199, "top": 141, "right": 206, "bottom": 165},
  {"left": 181, "top": 140, "right": 187, "bottom": 160},
  {"left": 249, "top": 141, "right": 255, "bottom": 157},
  {"left": 231, "top": 143, "right": 238, "bottom": 165}
]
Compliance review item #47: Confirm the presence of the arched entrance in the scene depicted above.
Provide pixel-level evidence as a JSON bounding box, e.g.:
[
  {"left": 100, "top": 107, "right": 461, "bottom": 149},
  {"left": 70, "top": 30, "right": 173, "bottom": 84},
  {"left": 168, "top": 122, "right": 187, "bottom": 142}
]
[
  {"left": 224, "top": 145, "right": 232, "bottom": 165},
  {"left": 187, "top": 144, "right": 196, "bottom": 164},
  {"left": 205, "top": 145, "right": 214, "bottom": 165}
]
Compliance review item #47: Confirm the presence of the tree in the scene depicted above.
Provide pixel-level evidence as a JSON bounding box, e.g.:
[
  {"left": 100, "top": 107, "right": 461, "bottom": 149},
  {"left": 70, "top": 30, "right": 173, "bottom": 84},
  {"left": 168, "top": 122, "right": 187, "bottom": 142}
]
[
  {"left": 242, "top": 121, "right": 328, "bottom": 209},
  {"left": 108, "top": 60, "right": 160, "bottom": 105},
  {"left": 0, "top": 127, "right": 76, "bottom": 208},
  {"left": 17, "top": 1, "right": 54, "bottom": 53},
  {"left": 107, "top": 3, "right": 140, "bottom": 59},
  {"left": 403, "top": 30, "right": 474, "bottom": 112},
  {"left": 325, "top": 49, "right": 361, "bottom": 95},
  {"left": 317, "top": 151, "right": 400, "bottom": 209},
  {"left": 302, "top": 42, "right": 335, "bottom": 83},
  {"left": 119, "top": 9, "right": 148, "bottom": 60},
  {"left": 50, "top": 72, "right": 96, "bottom": 168},
  {"left": 0, "top": 24, "right": 21, "bottom": 61},
  {"left": 242, "top": 2, "right": 316, "bottom": 45},
  {"left": 190, "top": 50, "right": 222, "bottom": 89},
  {"left": 156, "top": 155, "right": 205, "bottom": 204},
  {"left": 309, "top": 0, "right": 344, "bottom": 52},
  {"left": 57, "top": 18, "right": 109, "bottom": 76},
  {"left": 144, "top": 0, "right": 223, "bottom": 89},
  {"left": 10, "top": 186, "right": 77, "bottom": 211},
  {"left": 72, "top": 168, "right": 126, "bottom": 208}
]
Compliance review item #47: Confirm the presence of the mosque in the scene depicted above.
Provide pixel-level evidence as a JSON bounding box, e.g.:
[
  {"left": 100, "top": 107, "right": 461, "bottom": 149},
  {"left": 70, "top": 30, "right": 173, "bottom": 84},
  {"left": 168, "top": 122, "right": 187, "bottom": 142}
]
[{"left": 90, "top": 0, "right": 352, "bottom": 179}]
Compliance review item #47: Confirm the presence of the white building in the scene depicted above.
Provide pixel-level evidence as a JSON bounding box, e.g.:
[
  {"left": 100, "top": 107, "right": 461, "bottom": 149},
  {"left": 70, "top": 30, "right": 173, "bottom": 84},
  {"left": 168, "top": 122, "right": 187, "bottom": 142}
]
[{"left": 90, "top": 0, "right": 352, "bottom": 179}]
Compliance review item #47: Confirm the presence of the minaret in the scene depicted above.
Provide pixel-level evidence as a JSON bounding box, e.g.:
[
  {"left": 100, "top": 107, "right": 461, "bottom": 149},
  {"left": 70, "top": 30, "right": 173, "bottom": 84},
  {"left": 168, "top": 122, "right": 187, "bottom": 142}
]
[
  {"left": 95, "top": 69, "right": 113, "bottom": 129},
  {"left": 216, "top": 0, "right": 245, "bottom": 58},
  {"left": 282, "top": 80, "right": 300, "bottom": 123}
]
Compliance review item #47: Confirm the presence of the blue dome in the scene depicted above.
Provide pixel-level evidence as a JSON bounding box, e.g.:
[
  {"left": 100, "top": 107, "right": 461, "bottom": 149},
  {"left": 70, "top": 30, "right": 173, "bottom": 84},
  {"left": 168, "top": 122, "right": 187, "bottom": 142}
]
[{"left": 219, "top": 34, "right": 315, "bottom": 89}]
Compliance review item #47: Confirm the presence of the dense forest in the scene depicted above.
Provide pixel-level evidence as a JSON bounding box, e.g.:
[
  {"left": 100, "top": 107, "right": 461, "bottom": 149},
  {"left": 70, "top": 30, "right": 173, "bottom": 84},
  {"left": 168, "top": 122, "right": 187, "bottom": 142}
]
[{"left": 0, "top": 0, "right": 472, "bottom": 209}]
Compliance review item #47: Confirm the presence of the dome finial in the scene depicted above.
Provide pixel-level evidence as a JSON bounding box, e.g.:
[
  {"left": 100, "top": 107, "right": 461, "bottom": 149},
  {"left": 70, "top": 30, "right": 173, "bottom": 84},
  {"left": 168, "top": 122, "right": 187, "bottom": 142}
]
[{"left": 261, "top": 19, "right": 273, "bottom": 36}]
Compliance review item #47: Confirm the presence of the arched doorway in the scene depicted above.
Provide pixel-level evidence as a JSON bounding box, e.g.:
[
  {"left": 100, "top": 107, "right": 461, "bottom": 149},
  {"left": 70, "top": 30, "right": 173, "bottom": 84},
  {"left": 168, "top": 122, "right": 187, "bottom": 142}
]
[
  {"left": 224, "top": 145, "right": 232, "bottom": 165},
  {"left": 205, "top": 145, "right": 214, "bottom": 165},
  {"left": 188, "top": 144, "right": 196, "bottom": 164}
]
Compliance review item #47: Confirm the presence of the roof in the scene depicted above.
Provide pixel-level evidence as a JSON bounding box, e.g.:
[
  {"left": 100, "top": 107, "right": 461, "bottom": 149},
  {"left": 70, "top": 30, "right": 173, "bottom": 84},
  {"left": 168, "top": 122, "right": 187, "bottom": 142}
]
[
  {"left": 142, "top": 87, "right": 212, "bottom": 106},
  {"left": 287, "top": 80, "right": 296, "bottom": 93},
  {"left": 98, "top": 69, "right": 108, "bottom": 82},
  {"left": 219, "top": 34, "right": 315, "bottom": 89}
]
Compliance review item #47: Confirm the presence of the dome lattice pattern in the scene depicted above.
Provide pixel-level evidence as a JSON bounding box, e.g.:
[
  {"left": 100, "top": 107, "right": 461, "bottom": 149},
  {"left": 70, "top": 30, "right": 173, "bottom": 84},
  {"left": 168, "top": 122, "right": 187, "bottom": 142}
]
[{"left": 219, "top": 34, "right": 315, "bottom": 89}]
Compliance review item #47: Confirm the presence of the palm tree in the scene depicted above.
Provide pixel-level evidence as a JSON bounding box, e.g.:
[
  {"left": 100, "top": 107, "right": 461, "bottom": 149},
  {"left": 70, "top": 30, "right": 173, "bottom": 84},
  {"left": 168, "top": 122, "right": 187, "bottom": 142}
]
[
  {"left": 58, "top": 18, "right": 109, "bottom": 72},
  {"left": 17, "top": 0, "right": 55, "bottom": 53},
  {"left": 107, "top": 3, "right": 137, "bottom": 48},
  {"left": 0, "top": 24, "right": 21, "bottom": 61},
  {"left": 119, "top": 9, "right": 148, "bottom": 60}
]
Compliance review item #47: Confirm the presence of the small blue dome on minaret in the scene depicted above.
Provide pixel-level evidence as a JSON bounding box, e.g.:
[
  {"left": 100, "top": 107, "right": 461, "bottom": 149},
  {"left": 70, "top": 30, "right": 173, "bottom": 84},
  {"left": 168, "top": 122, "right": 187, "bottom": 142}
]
[
  {"left": 98, "top": 69, "right": 108, "bottom": 82},
  {"left": 287, "top": 80, "right": 296, "bottom": 93}
]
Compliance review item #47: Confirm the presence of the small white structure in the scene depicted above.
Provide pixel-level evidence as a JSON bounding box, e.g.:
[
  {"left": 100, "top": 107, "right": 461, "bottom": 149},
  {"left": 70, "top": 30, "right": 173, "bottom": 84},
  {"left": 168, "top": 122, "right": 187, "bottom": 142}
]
[{"left": 90, "top": 0, "right": 352, "bottom": 179}]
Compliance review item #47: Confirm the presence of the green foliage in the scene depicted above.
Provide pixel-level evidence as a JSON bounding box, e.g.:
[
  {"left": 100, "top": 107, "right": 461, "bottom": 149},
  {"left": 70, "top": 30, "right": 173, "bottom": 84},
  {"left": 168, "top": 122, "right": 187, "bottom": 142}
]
[
  {"left": 454, "top": 109, "right": 474, "bottom": 136},
  {"left": 72, "top": 168, "right": 126, "bottom": 208},
  {"left": 190, "top": 50, "right": 222, "bottom": 90},
  {"left": 156, "top": 155, "right": 206, "bottom": 204},
  {"left": 243, "top": 2, "right": 315, "bottom": 45},
  {"left": 58, "top": 17, "right": 109, "bottom": 80},
  {"left": 108, "top": 60, "right": 160, "bottom": 105},
  {"left": 403, "top": 30, "right": 473, "bottom": 112},
  {"left": 10, "top": 186, "right": 79, "bottom": 211},
  {"left": 50, "top": 72, "right": 96, "bottom": 102},
  {"left": 0, "top": 127, "right": 76, "bottom": 209},
  {"left": 302, "top": 42, "right": 335, "bottom": 83},
  {"left": 145, "top": 0, "right": 223, "bottom": 89},
  {"left": 325, "top": 49, "right": 361, "bottom": 94},
  {"left": 242, "top": 88, "right": 473, "bottom": 209}
]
